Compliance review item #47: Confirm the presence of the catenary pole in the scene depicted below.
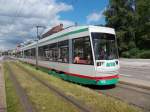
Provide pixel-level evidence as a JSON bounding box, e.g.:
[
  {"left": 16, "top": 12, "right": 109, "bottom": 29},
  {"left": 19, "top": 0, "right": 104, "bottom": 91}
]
[{"left": 35, "top": 25, "right": 45, "bottom": 69}]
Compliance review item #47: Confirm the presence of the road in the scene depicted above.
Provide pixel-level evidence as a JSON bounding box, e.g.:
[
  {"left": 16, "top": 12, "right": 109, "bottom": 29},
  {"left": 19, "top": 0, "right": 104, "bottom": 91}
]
[{"left": 119, "top": 59, "right": 150, "bottom": 81}]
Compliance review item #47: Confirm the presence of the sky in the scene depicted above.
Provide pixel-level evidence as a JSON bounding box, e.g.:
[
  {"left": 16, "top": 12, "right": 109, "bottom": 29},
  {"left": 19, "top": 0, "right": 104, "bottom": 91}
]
[{"left": 0, "top": 0, "right": 109, "bottom": 50}]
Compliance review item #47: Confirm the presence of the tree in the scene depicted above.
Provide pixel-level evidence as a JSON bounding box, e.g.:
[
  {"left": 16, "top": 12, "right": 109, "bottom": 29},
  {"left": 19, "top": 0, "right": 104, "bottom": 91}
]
[
  {"left": 104, "top": 0, "right": 137, "bottom": 56},
  {"left": 136, "top": 0, "right": 150, "bottom": 50}
]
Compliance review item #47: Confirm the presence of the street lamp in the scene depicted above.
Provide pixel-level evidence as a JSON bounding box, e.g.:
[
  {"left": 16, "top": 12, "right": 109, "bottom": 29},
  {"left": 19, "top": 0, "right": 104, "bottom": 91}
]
[{"left": 35, "top": 25, "right": 46, "bottom": 69}]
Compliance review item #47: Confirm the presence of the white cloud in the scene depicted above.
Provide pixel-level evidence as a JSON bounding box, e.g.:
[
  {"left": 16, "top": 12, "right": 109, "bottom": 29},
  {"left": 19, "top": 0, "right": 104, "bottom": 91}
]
[
  {"left": 87, "top": 8, "right": 105, "bottom": 23},
  {"left": 0, "top": 0, "right": 74, "bottom": 50}
]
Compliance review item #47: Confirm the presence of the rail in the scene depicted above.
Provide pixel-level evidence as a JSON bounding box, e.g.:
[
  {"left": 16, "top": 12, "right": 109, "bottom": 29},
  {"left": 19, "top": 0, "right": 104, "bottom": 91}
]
[{"left": 6, "top": 63, "right": 36, "bottom": 112}]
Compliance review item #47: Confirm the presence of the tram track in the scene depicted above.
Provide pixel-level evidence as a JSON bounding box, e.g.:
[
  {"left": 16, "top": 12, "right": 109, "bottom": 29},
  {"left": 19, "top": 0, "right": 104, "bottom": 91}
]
[
  {"left": 117, "top": 83, "right": 150, "bottom": 96},
  {"left": 13, "top": 62, "right": 92, "bottom": 112},
  {"left": 116, "top": 84, "right": 150, "bottom": 112},
  {"left": 6, "top": 63, "right": 36, "bottom": 112},
  {"left": 96, "top": 89, "right": 147, "bottom": 112},
  {"left": 92, "top": 83, "right": 150, "bottom": 112}
]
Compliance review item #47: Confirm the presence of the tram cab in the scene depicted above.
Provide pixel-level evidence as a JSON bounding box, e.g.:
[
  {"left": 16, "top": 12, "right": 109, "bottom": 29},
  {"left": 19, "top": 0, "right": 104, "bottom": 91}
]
[{"left": 89, "top": 26, "right": 120, "bottom": 85}]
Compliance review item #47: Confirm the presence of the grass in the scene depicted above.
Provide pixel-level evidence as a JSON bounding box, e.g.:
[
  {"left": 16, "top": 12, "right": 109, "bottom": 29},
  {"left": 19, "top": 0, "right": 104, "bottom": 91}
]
[
  {"left": 3, "top": 62, "right": 25, "bottom": 112},
  {"left": 16, "top": 61, "right": 142, "bottom": 112},
  {"left": 4, "top": 61, "right": 80, "bottom": 112}
]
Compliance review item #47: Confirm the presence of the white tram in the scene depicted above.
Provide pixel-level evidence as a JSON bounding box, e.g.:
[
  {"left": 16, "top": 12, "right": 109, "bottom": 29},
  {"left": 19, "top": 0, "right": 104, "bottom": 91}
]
[{"left": 19, "top": 25, "right": 120, "bottom": 85}]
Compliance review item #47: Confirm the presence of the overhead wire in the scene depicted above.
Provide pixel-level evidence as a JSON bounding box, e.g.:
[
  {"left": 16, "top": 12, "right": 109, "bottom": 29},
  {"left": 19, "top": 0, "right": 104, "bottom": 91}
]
[{"left": 11, "top": 0, "right": 26, "bottom": 24}]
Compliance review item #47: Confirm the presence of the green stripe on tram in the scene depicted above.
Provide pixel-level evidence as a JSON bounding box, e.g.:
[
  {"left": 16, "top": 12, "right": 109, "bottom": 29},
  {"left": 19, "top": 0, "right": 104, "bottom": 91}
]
[
  {"left": 50, "top": 28, "right": 89, "bottom": 40},
  {"left": 40, "top": 28, "right": 89, "bottom": 44},
  {"left": 25, "top": 27, "right": 88, "bottom": 49},
  {"left": 97, "top": 78, "right": 118, "bottom": 85}
]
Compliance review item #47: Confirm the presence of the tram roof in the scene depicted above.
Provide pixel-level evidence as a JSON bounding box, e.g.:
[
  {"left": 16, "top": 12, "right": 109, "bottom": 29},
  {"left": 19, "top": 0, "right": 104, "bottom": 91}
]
[{"left": 21, "top": 25, "right": 115, "bottom": 50}]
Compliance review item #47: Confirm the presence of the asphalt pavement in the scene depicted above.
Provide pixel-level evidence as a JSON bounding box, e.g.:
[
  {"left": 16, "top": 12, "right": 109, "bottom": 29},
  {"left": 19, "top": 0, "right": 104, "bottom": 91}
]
[
  {"left": 120, "top": 58, "right": 150, "bottom": 80},
  {"left": 119, "top": 58, "right": 150, "bottom": 89}
]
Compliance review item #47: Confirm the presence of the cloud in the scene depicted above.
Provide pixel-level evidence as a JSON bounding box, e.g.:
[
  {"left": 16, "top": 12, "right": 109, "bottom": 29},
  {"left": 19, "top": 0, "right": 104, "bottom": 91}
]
[
  {"left": 87, "top": 8, "right": 105, "bottom": 23},
  {"left": 0, "top": 0, "right": 74, "bottom": 50}
]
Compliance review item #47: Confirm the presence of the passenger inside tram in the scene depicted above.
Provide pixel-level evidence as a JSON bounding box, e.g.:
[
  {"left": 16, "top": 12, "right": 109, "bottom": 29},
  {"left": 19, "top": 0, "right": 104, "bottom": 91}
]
[
  {"left": 74, "top": 53, "right": 80, "bottom": 64},
  {"left": 99, "top": 48, "right": 105, "bottom": 60},
  {"left": 74, "top": 53, "right": 93, "bottom": 65}
]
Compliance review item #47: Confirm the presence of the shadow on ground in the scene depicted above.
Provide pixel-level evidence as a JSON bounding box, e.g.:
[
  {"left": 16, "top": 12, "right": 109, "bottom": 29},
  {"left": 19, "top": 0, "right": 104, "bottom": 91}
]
[{"left": 83, "top": 84, "right": 116, "bottom": 90}]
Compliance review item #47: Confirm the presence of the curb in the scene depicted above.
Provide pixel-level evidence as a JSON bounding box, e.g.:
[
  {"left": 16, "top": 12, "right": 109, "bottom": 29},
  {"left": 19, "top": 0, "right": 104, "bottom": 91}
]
[{"left": 119, "top": 80, "right": 150, "bottom": 90}]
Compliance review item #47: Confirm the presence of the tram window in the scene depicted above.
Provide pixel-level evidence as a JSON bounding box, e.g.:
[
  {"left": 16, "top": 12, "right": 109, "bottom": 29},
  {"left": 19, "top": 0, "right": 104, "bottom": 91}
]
[
  {"left": 73, "top": 36, "right": 93, "bottom": 65},
  {"left": 58, "top": 40, "right": 69, "bottom": 63},
  {"left": 24, "top": 50, "right": 27, "bottom": 58},
  {"left": 92, "top": 33, "right": 118, "bottom": 60},
  {"left": 38, "top": 46, "right": 43, "bottom": 60},
  {"left": 53, "top": 48, "right": 58, "bottom": 61},
  {"left": 48, "top": 43, "right": 58, "bottom": 62},
  {"left": 48, "top": 49, "right": 53, "bottom": 61},
  {"left": 23, "top": 49, "right": 32, "bottom": 58},
  {"left": 38, "top": 45, "right": 49, "bottom": 60},
  {"left": 45, "top": 50, "right": 49, "bottom": 59},
  {"left": 24, "top": 49, "right": 31, "bottom": 58},
  {"left": 30, "top": 48, "right": 35, "bottom": 59},
  {"left": 16, "top": 51, "right": 22, "bottom": 58}
]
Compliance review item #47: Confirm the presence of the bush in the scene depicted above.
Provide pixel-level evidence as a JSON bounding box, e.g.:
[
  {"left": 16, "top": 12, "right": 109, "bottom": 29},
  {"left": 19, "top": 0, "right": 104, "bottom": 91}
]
[
  {"left": 128, "top": 48, "right": 139, "bottom": 58},
  {"left": 121, "top": 48, "right": 139, "bottom": 58},
  {"left": 128, "top": 41, "right": 136, "bottom": 49},
  {"left": 121, "top": 51, "right": 130, "bottom": 58},
  {"left": 137, "top": 50, "right": 150, "bottom": 59}
]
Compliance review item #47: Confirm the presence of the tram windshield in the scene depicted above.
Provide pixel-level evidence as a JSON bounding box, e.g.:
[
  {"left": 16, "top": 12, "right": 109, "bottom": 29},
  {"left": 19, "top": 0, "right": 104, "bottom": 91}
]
[{"left": 91, "top": 32, "right": 118, "bottom": 60}]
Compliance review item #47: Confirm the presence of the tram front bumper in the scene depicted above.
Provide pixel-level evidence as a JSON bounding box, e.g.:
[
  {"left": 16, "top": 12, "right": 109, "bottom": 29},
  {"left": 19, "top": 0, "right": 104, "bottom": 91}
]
[{"left": 96, "top": 78, "right": 119, "bottom": 85}]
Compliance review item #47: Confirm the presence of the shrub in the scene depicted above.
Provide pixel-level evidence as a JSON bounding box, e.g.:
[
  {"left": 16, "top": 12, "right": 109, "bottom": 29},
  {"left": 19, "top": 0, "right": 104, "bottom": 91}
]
[
  {"left": 137, "top": 50, "right": 150, "bottom": 59},
  {"left": 128, "top": 41, "right": 136, "bottom": 49},
  {"left": 128, "top": 48, "right": 139, "bottom": 58},
  {"left": 121, "top": 51, "right": 130, "bottom": 58}
]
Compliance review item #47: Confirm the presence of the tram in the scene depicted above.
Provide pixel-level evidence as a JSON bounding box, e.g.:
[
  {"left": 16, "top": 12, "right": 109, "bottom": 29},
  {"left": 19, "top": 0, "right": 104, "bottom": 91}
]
[{"left": 18, "top": 25, "right": 120, "bottom": 86}]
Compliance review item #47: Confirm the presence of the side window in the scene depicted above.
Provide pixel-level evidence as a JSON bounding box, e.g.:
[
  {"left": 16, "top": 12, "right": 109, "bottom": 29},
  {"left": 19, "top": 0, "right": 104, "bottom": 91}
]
[
  {"left": 24, "top": 50, "right": 27, "bottom": 58},
  {"left": 48, "top": 49, "right": 53, "bottom": 61},
  {"left": 38, "top": 45, "right": 49, "bottom": 60},
  {"left": 58, "top": 40, "right": 69, "bottom": 63},
  {"left": 38, "top": 46, "right": 43, "bottom": 60},
  {"left": 25, "top": 49, "right": 30, "bottom": 58},
  {"left": 49, "top": 43, "right": 58, "bottom": 62},
  {"left": 31, "top": 48, "right": 35, "bottom": 59},
  {"left": 73, "top": 36, "right": 93, "bottom": 65}
]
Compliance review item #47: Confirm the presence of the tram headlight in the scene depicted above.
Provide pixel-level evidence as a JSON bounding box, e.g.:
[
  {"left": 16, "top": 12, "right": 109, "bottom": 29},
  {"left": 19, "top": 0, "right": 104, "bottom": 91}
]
[
  {"left": 97, "top": 62, "right": 104, "bottom": 66},
  {"left": 115, "top": 61, "right": 118, "bottom": 65}
]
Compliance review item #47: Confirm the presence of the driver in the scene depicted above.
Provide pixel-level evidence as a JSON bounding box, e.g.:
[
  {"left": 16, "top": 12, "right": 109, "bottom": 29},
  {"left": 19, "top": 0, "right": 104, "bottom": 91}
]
[{"left": 99, "top": 48, "right": 105, "bottom": 59}]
